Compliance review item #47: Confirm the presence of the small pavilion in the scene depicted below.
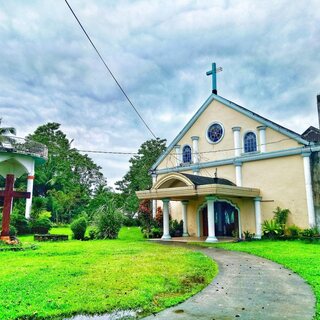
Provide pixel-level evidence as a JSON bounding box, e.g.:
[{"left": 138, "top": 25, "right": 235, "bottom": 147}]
[{"left": 0, "top": 135, "right": 47, "bottom": 240}]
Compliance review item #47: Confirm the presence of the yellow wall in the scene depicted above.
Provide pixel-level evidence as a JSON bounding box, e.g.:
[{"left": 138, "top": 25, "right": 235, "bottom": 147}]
[
  {"left": 154, "top": 98, "right": 309, "bottom": 235},
  {"left": 157, "top": 99, "right": 301, "bottom": 170}
]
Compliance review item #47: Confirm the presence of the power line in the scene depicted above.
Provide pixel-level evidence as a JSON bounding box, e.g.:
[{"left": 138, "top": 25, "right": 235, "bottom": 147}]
[
  {"left": 78, "top": 150, "right": 138, "bottom": 155},
  {"left": 77, "top": 137, "right": 294, "bottom": 158},
  {"left": 64, "top": 0, "right": 157, "bottom": 139}
]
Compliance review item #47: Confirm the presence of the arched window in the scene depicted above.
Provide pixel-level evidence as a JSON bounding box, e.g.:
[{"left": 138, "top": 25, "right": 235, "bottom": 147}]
[
  {"left": 182, "top": 145, "right": 192, "bottom": 163},
  {"left": 244, "top": 132, "right": 257, "bottom": 153}
]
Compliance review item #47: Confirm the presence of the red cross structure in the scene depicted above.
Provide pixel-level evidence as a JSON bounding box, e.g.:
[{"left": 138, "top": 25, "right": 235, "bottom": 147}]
[{"left": 0, "top": 174, "right": 30, "bottom": 240}]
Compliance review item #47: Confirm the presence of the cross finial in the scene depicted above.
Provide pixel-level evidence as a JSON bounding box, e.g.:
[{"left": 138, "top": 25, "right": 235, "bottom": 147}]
[{"left": 206, "top": 63, "right": 222, "bottom": 95}]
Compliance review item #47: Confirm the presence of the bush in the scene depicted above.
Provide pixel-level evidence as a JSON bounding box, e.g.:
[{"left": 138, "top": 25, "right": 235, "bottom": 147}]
[
  {"left": 243, "top": 230, "right": 255, "bottom": 241},
  {"left": 30, "top": 216, "right": 52, "bottom": 234},
  {"left": 149, "top": 227, "right": 162, "bottom": 239},
  {"left": 70, "top": 217, "right": 88, "bottom": 240},
  {"left": 10, "top": 211, "right": 30, "bottom": 234},
  {"left": 93, "top": 202, "right": 123, "bottom": 239},
  {"left": 170, "top": 219, "right": 183, "bottom": 237},
  {"left": 9, "top": 225, "right": 17, "bottom": 237},
  {"left": 301, "top": 227, "right": 319, "bottom": 238},
  {"left": 89, "top": 229, "right": 97, "bottom": 240},
  {"left": 262, "top": 219, "right": 282, "bottom": 239},
  {"left": 285, "top": 225, "right": 302, "bottom": 238},
  {"left": 273, "top": 207, "right": 290, "bottom": 232},
  {"left": 138, "top": 200, "right": 155, "bottom": 238},
  {"left": 122, "top": 214, "right": 139, "bottom": 227}
]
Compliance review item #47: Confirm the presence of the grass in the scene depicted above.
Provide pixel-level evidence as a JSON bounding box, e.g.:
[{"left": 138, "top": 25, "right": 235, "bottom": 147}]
[
  {"left": 0, "top": 227, "right": 217, "bottom": 319},
  {"left": 193, "top": 240, "right": 320, "bottom": 320}
]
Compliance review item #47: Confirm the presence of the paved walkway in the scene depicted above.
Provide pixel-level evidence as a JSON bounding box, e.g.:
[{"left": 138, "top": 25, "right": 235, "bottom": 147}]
[{"left": 143, "top": 242, "right": 315, "bottom": 320}]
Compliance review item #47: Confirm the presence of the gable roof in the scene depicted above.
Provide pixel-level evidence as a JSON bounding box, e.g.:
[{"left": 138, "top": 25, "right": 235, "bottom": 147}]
[
  {"left": 301, "top": 126, "right": 320, "bottom": 143},
  {"left": 151, "top": 93, "right": 310, "bottom": 170}
]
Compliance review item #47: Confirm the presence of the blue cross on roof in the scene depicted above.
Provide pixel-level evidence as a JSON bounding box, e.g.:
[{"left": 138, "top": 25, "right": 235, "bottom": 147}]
[{"left": 206, "top": 63, "right": 222, "bottom": 94}]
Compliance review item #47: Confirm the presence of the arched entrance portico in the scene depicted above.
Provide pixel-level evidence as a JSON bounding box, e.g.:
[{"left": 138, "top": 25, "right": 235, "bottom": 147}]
[{"left": 197, "top": 200, "right": 241, "bottom": 238}]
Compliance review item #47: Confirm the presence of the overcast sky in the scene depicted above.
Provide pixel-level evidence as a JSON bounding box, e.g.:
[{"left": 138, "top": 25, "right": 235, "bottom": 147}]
[{"left": 0, "top": 0, "right": 319, "bottom": 187}]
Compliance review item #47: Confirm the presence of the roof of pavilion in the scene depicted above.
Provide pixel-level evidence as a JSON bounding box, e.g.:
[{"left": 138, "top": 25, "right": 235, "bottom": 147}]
[{"left": 136, "top": 172, "right": 260, "bottom": 201}]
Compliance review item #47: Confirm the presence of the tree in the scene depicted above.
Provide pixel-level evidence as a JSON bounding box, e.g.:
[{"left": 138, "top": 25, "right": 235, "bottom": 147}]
[
  {"left": 115, "top": 138, "right": 166, "bottom": 213},
  {"left": 22, "top": 122, "right": 105, "bottom": 223}
]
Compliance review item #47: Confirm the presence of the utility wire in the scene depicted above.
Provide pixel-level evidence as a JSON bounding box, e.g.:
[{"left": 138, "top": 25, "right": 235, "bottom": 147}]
[
  {"left": 64, "top": 0, "right": 157, "bottom": 139},
  {"left": 77, "top": 137, "right": 295, "bottom": 157},
  {"left": 78, "top": 150, "right": 138, "bottom": 155}
]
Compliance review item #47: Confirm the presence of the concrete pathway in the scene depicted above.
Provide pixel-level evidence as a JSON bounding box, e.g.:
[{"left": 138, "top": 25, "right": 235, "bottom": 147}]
[{"left": 143, "top": 243, "right": 315, "bottom": 320}]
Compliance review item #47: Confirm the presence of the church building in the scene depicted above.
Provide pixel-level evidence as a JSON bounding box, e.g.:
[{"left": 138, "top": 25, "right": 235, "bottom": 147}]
[{"left": 136, "top": 63, "right": 320, "bottom": 242}]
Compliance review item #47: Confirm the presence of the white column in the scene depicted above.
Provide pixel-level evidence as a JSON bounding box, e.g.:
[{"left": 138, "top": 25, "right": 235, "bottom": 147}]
[
  {"left": 206, "top": 196, "right": 218, "bottom": 242},
  {"left": 191, "top": 136, "right": 199, "bottom": 164},
  {"left": 257, "top": 126, "right": 267, "bottom": 153},
  {"left": 152, "top": 173, "right": 157, "bottom": 218},
  {"left": 302, "top": 152, "right": 316, "bottom": 227},
  {"left": 232, "top": 127, "right": 241, "bottom": 157},
  {"left": 175, "top": 145, "right": 181, "bottom": 166},
  {"left": 161, "top": 199, "right": 171, "bottom": 240},
  {"left": 254, "top": 197, "right": 262, "bottom": 239},
  {"left": 181, "top": 201, "right": 189, "bottom": 237},
  {"left": 235, "top": 161, "right": 242, "bottom": 187},
  {"left": 25, "top": 162, "right": 35, "bottom": 219}
]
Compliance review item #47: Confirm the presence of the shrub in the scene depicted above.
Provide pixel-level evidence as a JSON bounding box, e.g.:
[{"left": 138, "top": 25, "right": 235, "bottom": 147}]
[
  {"left": 285, "top": 225, "right": 302, "bottom": 238},
  {"left": 149, "top": 227, "right": 162, "bottom": 238},
  {"left": 170, "top": 219, "right": 183, "bottom": 237},
  {"left": 30, "top": 216, "right": 52, "bottom": 234},
  {"left": 93, "top": 202, "right": 123, "bottom": 239},
  {"left": 262, "top": 219, "right": 282, "bottom": 239},
  {"left": 243, "top": 230, "right": 255, "bottom": 241},
  {"left": 138, "top": 200, "right": 155, "bottom": 238},
  {"left": 9, "top": 225, "right": 17, "bottom": 237},
  {"left": 70, "top": 217, "right": 88, "bottom": 240},
  {"left": 10, "top": 210, "right": 30, "bottom": 234},
  {"left": 89, "top": 229, "right": 97, "bottom": 240},
  {"left": 273, "top": 207, "right": 290, "bottom": 230},
  {"left": 122, "top": 214, "right": 139, "bottom": 227},
  {"left": 301, "top": 227, "right": 319, "bottom": 238}
]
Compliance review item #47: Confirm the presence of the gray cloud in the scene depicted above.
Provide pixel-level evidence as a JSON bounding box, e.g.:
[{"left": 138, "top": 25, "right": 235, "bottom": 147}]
[{"left": 0, "top": 0, "right": 319, "bottom": 187}]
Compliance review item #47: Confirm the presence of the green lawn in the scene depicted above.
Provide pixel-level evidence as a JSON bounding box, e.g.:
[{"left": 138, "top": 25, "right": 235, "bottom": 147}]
[
  {"left": 195, "top": 240, "right": 320, "bottom": 320},
  {"left": 0, "top": 227, "right": 217, "bottom": 319}
]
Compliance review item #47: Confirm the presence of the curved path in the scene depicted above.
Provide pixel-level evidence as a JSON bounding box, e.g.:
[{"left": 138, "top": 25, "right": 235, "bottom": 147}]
[{"left": 143, "top": 242, "right": 315, "bottom": 320}]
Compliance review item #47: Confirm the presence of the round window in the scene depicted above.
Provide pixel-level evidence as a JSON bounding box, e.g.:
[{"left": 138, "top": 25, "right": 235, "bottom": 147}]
[{"left": 207, "top": 122, "right": 224, "bottom": 143}]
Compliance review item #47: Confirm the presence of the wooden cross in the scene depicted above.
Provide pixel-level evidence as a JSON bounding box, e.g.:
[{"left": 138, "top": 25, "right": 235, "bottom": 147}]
[{"left": 0, "top": 174, "right": 30, "bottom": 239}]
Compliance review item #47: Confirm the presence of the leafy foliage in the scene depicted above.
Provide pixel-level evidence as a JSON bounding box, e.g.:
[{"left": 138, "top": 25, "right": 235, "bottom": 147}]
[
  {"left": 262, "top": 219, "right": 282, "bottom": 239},
  {"left": 93, "top": 202, "right": 123, "bottom": 239},
  {"left": 138, "top": 200, "right": 154, "bottom": 238},
  {"left": 273, "top": 207, "right": 290, "bottom": 227},
  {"left": 115, "top": 138, "right": 166, "bottom": 213},
  {"left": 70, "top": 217, "right": 87, "bottom": 240},
  {"left": 30, "top": 215, "right": 52, "bottom": 234},
  {"left": 243, "top": 230, "right": 255, "bottom": 241},
  {"left": 285, "top": 225, "right": 302, "bottom": 238},
  {"left": 13, "top": 122, "right": 106, "bottom": 223}
]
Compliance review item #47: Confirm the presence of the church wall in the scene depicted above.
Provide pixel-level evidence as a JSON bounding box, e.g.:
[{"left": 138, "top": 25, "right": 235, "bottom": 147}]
[
  {"left": 242, "top": 155, "right": 309, "bottom": 228},
  {"left": 155, "top": 155, "right": 309, "bottom": 236},
  {"left": 156, "top": 99, "right": 302, "bottom": 170}
]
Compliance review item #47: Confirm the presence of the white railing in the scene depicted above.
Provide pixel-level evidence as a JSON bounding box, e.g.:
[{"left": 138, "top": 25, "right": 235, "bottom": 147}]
[{"left": 0, "top": 136, "right": 48, "bottom": 159}]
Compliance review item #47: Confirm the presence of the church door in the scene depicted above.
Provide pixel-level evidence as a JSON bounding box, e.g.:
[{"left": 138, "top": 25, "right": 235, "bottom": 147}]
[{"left": 201, "top": 201, "right": 239, "bottom": 237}]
